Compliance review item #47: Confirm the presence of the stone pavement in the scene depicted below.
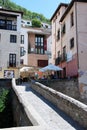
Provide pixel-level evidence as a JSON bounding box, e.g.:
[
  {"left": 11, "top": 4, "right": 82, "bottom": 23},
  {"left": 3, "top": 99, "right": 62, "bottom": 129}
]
[{"left": 13, "top": 82, "right": 85, "bottom": 130}]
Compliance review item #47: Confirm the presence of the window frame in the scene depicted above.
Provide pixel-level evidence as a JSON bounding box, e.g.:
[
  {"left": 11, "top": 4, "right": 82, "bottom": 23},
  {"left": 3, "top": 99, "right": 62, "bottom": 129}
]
[
  {"left": 70, "top": 38, "right": 74, "bottom": 49},
  {"left": 9, "top": 53, "right": 16, "bottom": 67},
  {"left": 20, "top": 47, "right": 24, "bottom": 56},
  {"left": 0, "top": 33, "right": 1, "bottom": 42},
  {"left": 21, "top": 35, "right": 24, "bottom": 44},
  {"left": 10, "top": 35, "right": 17, "bottom": 43},
  {"left": 57, "top": 29, "right": 60, "bottom": 41},
  {"left": 70, "top": 12, "right": 74, "bottom": 27},
  {"left": 61, "top": 22, "right": 66, "bottom": 36},
  {"left": 35, "top": 35, "right": 44, "bottom": 54},
  {"left": 20, "top": 59, "right": 24, "bottom": 65}
]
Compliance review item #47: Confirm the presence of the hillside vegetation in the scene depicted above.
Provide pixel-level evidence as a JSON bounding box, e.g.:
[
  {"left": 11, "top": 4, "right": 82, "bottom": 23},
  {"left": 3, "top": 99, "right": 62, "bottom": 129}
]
[{"left": 0, "top": 0, "right": 50, "bottom": 23}]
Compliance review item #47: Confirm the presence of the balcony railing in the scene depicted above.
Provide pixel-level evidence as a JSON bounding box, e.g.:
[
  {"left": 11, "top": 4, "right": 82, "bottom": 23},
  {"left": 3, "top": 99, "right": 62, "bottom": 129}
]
[
  {"left": 55, "top": 57, "right": 61, "bottom": 65},
  {"left": 55, "top": 53, "right": 67, "bottom": 65},
  {"left": 0, "top": 24, "right": 17, "bottom": 31},
  {"left": 61, "top": 53, "right": 67, "bottom": 62},
  {"left": 7, "top": 61, "right": 19, "bottom": 68}
]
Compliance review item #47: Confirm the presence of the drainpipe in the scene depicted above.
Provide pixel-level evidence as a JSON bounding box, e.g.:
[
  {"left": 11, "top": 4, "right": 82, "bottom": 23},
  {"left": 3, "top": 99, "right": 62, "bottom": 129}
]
[
  {"left": 75, "top": 2, "right": 79, "bottom": 74},
  {"left": 54, "top": 18, "right": 57, "bottom": 65},
  {"left": 59, "top": 22, "right": 62, "bottom": 67},
  {"left": 59, "top": 22, "right": 63, "bottom": 78}
]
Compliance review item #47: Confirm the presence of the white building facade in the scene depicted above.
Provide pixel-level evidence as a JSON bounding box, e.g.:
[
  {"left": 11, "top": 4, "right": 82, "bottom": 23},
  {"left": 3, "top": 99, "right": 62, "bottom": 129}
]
[{"left": 0, "top": 8, "right": 22, "bottom": 79}]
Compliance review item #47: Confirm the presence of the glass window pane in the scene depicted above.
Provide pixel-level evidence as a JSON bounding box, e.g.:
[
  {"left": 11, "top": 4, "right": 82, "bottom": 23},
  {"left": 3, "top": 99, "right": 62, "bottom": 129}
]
[
  {"left": 41, "top": 37, "right": 43, "bottom": 42},
  {"left": 38, "top": 37, "right": 40, "bottom": 42},
  {"left": 35, "top": 37, "right": 37, "bottom": 42},
  {"left": 41, "top": 49, "right": 43, "bottom": 54}
]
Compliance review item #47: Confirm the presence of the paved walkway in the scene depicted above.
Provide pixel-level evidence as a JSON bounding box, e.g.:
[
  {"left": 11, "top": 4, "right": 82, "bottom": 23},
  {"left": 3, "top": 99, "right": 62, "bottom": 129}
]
[{"left": 16, "top": 82, "right": 85, "bottom": 130}]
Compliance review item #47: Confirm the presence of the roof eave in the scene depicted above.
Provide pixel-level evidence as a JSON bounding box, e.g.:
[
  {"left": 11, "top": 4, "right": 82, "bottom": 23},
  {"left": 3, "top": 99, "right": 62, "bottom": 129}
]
[
  {"left": 0, "top": 8, "right": 23, "bottom": 16},
  {"left": 50, "top": 3, "right": 68, "bottom": 21},
  {"left": 60, "top": 0, "right": 87, "bottom": 22}
]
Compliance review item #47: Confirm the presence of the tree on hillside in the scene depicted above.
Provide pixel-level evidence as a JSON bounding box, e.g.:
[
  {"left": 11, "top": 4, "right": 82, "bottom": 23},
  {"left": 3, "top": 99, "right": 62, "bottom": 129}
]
[{"left": 0, "top": 0, "right": 50, "bottom": 24}]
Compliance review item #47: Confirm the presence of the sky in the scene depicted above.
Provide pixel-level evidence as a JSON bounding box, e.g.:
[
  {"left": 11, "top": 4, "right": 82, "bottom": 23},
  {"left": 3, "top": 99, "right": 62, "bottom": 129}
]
[{"left": 11, "top": 0, "right": 70, "bottom": 19}]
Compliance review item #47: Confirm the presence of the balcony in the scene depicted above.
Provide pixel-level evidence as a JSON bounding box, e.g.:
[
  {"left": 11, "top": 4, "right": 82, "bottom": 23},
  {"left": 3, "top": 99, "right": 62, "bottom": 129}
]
[
  {"left": 55, "top": 57, "right": 61, "bottom": 65},
  {"left": 61, "top": 53, "right": 67, "bottom": 62},
  {"left": 0, "top": 24, "right": 17, "bottom": 31},
  {"left": 7, "top": 61, "right": 19, "bottom": 68},
  {"left": 55, "top": 53, "right": 67, "bottom": 65}
]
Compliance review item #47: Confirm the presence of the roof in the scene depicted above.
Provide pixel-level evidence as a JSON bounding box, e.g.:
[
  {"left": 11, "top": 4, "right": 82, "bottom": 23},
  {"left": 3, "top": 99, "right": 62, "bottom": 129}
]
[
  {"left": 27, "top": 28, "right": 51, "bottom": 36},
  {"left": 0, "top": 7, "right": 23, "bottom": 16},
  {"left": 60, "top": 0, "right": 87, "bottom": 22},
  {"left": 50, "top": 3, "right": 68, "bottom": 21}
]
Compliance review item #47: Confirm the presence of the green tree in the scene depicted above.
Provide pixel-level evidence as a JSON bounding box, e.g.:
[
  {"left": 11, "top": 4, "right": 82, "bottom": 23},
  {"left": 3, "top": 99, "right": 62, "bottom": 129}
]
[
  {"left": 0, "top": 0, "right": 50, "bottom": 23},
  {"left": 32, "top": 19, "right": 41, "bottom": 28}
]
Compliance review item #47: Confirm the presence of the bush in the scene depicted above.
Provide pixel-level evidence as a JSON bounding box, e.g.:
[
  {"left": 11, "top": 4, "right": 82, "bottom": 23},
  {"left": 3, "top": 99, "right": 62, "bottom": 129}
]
[
  {"left": 0, "top": 88, "right": 9, "bottom": 112},
  {"left": 32, "top": 19, "right": 41, "bottom": 28}
]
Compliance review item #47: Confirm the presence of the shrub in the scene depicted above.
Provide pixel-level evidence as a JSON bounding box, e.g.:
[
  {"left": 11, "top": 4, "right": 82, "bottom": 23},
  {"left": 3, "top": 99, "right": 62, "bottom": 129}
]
[{"left": 0, "top": 88, "right": 9, "bottom": 112}]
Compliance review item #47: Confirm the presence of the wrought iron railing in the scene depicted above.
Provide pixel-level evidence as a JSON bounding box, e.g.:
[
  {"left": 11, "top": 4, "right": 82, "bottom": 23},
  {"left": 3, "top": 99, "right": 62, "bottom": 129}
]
[
  {"left": 7, "top": 61, "right": 19, "bottom": 68},
  {"left": 55, "top": 53, "right": 67, "bottom": 65},
  {"left": 0, "top": 25, "right": 17, "bottom": 31},
  {"left": 55, "top": 57, "right": 61, "bottom": 65}
]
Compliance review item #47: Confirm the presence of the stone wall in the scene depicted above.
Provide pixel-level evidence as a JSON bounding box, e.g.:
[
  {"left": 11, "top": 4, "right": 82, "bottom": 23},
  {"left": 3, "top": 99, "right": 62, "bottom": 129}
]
[
  {"left": 11, "top": 89, "right": 33, "bottom": 127},
  {"left": 0, "top": 79, "right": 32, "bottom": 127},
  {"left": 31, "top": 81, "right": 87, "bottom": 128},
  {"left": 0, "top": 79, "right": 12, "bottom": 88},
  {"left": 39, "top": 79, "right": 80, "bottom": 100}
]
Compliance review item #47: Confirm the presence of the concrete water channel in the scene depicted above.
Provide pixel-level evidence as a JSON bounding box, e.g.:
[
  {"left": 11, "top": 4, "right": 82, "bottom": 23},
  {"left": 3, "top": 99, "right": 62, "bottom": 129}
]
[{"left": 0, "top": 79, "right": 86, "bottom": 130}]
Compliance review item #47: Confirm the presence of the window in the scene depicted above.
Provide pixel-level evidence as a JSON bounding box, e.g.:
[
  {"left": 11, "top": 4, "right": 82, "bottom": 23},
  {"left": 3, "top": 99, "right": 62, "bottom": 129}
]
[
  {"left": 20, "top": 47, "right": 24, "bottom": 56},
  {"left": 62, "top": 46, "right": 66, "bottom": 61},
  {"left": 70, "top": 38, "right": 74, "bottom": 49},
  {"left": 21, "top": 35, "right": 24, "bottom": 44},
  {"left": 27, "top": 22, "right": 30, "bottom": 24},
  {"left": 20, "top": 59, "right": 24, "bottom": 65},
  {"left": 45, "top": 25, "right": 48, "bottom": 28},
  {"left": 10, "top": 35, "right": 17, "bottom": 43},
  {"left": 57, "top": 29, "right": 60, "bottom": 41},
  {"left": 58, "top": 51, "right": 60, "bottom": 57},
  {"left": 0, "top": 19, "right": 16, "bottom": 31},
  {"left": 57, "top": 51, "right": 61, "bottom": 64},
  {"left": 62, "top": 23, "right": 66, "bottom": 35},
  {"left": 0, "top": 34, "right": 1, "bottom": 42},
  {"left": 0, "top": 19, "right": 5, "bottom": 29},
  {"left": 38, "top": 60, "right": 48, "bottom": 67},
  {"left": 21, "top": 21, "right": 24, "bottom": 23},
  {"left": 7, "top": 20, "right": 12, "bottom": 30},
  {"left": 35, "top": 35, "right": 44, "bottom": 54},
  {"left": 9, "top": 54, "right": 16, "bottom": 67},
  {"left": 63, "top": 46, "right": 66, "bottom": 54},
  {"left": 71, "top": 12, "right": 74, "bottom": 27}
]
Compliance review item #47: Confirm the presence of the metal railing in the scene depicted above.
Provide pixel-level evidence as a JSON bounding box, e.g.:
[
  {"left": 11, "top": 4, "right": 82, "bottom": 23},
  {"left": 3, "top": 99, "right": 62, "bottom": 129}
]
[
  {"left": 61, "top": 53, "right": 67, "bottom": 62},
  {"left": 55, "top": 53, "right": 67, "bottom": 65},
  {"left": 0, "top": 25, "right": 17, "bottom": 31},
  {"left": 7, "top": 61, "right": 19, "bottom": 68},
  {"left": 55, "top": 57, "right": 61, "bottom": 65}
]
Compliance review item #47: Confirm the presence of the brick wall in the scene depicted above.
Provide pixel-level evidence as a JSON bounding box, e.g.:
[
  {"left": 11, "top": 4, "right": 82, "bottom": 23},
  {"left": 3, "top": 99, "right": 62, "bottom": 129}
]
[{"left": 28, "top": 54, "right": 48, "bottom": 67}]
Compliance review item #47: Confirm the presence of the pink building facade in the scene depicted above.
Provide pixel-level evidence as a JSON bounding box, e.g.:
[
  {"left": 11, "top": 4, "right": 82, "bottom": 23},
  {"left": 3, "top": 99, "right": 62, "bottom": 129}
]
[{"left": 51, "top": 0, "right": 87, "bottom": 98}]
